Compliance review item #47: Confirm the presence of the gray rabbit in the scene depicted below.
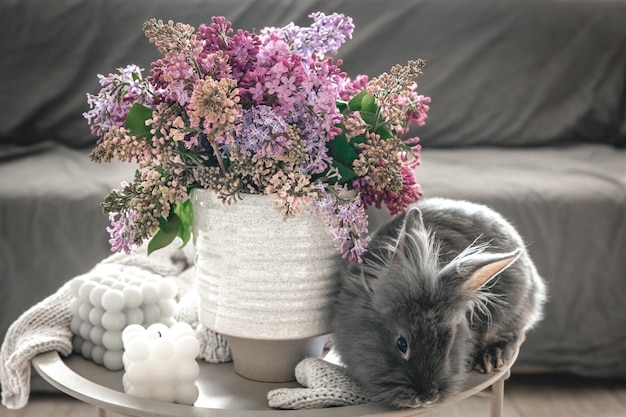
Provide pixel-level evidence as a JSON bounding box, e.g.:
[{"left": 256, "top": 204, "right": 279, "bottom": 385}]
[{"left": 331, "top": 198, "right": 547, "bottom": 408}]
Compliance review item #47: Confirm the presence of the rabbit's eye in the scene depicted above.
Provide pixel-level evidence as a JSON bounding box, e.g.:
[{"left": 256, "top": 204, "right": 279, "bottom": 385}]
[{"left": 397, "top": 336, "right": 408, "bottom": 353}]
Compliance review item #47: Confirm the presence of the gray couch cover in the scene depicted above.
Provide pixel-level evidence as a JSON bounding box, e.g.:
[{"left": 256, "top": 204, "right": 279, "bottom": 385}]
[{"left": 1, "top": 0, "right": 625, "bottom": 392}]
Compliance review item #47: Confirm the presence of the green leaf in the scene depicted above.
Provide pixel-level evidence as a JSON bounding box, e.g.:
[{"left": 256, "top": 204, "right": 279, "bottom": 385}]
[
  {"left": 360, "top": 93, "right": 377, "bottom": 113},
  {"left": 350, "top": 134, "right": 366, "bottom": 145},
  {"left": 359, "top": 111, "right": 380, "bottom": 127},
  {"left": 327, "top": 133, "right": 358, "bottom": 167},
  {"left": 376, "top": 124, "right": 394, "bottom": 140},
  {"left": 348, "top": 90, "right": 368, "bottom": 111},
  {"left": 147, "top": 213, "right": 181, "bottom": 255},
  {"left": 124, "top": 103, "right": 153, "bottom": 138},
  {"left": 174, "top": 199, "right": 193, "bottom": 247},
  {"left": 336, "top": 101, "right": 348, "bottom": 113}
]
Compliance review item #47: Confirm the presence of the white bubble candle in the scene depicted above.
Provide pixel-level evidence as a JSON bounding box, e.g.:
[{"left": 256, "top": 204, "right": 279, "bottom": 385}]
[
  {"left": 122, "top": 322, "right": 200, "bottom": 405},
  {"left": 69, "top": 264, "right": 179, "bottom": 371}
]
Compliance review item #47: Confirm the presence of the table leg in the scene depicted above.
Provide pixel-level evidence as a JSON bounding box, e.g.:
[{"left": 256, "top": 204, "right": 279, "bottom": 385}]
[{"left": 489, "top": 369, "right": 510, "bottom": 417}]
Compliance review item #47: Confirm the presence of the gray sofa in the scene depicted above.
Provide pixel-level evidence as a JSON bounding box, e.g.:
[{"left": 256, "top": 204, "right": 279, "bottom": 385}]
[{"left": 2, "top": 0, "right": 626, "bottom": 393}]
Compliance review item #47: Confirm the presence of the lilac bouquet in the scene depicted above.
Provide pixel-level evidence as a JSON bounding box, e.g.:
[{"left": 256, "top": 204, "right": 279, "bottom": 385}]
[{"left": 85, "top": 13, "right": 430, "bottom": 263}]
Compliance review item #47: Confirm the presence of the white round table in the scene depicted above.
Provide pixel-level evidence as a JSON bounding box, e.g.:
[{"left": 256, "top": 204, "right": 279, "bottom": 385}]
[{"left": 32, "top": 350, "right": 516, "bottom": 417}]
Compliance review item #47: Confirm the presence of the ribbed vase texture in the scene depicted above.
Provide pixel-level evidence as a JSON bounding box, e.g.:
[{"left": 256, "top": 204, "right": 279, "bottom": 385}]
[{"left": 192, "top": 189, "right": 341, "bottom": 340}]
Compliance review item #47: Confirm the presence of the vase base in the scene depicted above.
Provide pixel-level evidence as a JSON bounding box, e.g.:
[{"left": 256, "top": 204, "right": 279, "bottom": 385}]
[{"left": 225, "top": 334, "right": 330, "bottom": 383}]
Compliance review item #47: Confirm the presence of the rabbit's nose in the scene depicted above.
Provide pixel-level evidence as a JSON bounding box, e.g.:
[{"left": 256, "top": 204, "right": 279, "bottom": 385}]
[{"left": 417, "top": 388, "right": 440, "bottom": 406}]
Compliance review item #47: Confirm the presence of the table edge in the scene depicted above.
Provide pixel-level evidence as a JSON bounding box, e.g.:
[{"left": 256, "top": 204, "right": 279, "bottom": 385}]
[{"left": 32, "top": 349, "right": 517, "bottom": 417}]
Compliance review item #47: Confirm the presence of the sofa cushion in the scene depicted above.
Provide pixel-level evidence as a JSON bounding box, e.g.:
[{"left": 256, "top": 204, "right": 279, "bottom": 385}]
[
  {"left": 387, "top": 0, "right": 626, "bottom": 147},
  {"left": 1, "top": 0, "right": 625, "bottom": 148}
]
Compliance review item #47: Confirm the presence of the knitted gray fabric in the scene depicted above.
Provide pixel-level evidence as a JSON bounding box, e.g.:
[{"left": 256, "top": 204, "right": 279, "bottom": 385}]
[
  {"left": 267, "top": 357, "right": 370, "bottom": 409},
  {"left": 0, "top": 281, "right": 74, "bottom": 409},
  {"left": 176, "top": 289, "right": 231, "bottom": 363},
  {"left": 0, "top": 241, "right": 230, "bottom": 410}
]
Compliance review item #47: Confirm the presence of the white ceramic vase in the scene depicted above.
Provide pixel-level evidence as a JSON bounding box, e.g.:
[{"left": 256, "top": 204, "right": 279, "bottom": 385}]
[{"left": 191, "top": 189, "right": 342, "bottom": 382}]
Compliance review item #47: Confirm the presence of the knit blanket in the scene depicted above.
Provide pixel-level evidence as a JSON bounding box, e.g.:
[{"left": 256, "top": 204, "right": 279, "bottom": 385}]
[{"left": 0, "top": 241, "right": 367, "bottom": 410}]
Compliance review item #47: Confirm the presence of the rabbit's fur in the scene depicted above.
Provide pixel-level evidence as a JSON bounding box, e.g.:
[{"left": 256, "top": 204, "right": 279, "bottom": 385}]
[{"left": 331, "top": 198, "right": 547, "bottom": 408}]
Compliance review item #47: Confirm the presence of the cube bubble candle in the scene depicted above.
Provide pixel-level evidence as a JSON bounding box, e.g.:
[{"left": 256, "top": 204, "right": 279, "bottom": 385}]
[
  {"left": 122, "top": 322, "right": 201, "bottom": 405},
  {"left": 69, "top": 264, "right": 178, "bottom": 371}
]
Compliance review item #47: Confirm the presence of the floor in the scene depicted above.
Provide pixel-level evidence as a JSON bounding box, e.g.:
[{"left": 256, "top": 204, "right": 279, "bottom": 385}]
[{"left": 1, "top": 373, "right": 625, "bottom": 417}]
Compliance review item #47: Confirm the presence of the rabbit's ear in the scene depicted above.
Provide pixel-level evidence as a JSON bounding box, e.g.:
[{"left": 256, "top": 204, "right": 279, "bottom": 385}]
[
  {"left": 459, "top": 249, "right": 521, "bottom": 292},
  {"left": 393, "top": 207, "right": 425, "bottom": 257},
  {"left": 402, "top": 207, "right": 425, "bottom": 233}
]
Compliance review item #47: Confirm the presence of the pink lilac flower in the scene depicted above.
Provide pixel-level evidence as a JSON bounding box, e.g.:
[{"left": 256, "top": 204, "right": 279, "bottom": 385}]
[
  {"left": 187, "top": 77, "right": 241, "bottom": 140},
  {"left": 339, "top": 74, "right": 369, "bottom": 101},
  {"left": 259, "top": 54, "right": 308, "bottom": 116},
  {"left": 254, "top": 30, "right": 293, "bottom": 67},
  {"left": 195, "top": 16, "right": 234, "bottom": 53},
  {"left": 405, "top": 92, "right": 431, "bottom": 127},
  {"left": 354, "top": 166, "right": 422, "bottom": 215},
  {"left": 196, "top": 49, "right": 233, "bottom": 81},
  {"left": 150, "top": 54, "right": 199, "bottom": 106},
  {"left": 401, "top": 136, "right": 422, "bottom": 169},
  {"left": 390, "top": 166, "right": 423, "bottom": 214},
  {"left": 223, "top": 30, "right": 260, "bottom": 80}
]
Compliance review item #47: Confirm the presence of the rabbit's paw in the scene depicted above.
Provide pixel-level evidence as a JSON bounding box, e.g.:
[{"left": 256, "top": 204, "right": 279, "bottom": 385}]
[{"left": 474, "top": 339, "right": 517, "bottom": 373}]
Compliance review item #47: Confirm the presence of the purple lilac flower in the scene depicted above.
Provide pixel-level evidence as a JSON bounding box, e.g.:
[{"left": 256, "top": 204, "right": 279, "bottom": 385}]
[
  {"left": 106, "top": 211, "right": 136, "bottom": 254},
  {"left": 84, "top": 65, "right": 155, "bottom": 137},
  {"left": 233, "top": 106, "right": 290, "bottom": 157},
  {"left": 312, "top": 191, "right": 370, "bottom": 263},
  {"left": 261, "top": 12, "right": 354, "bottom": 61},
  {"left": 305, "top": 12, "right": 354, "bottom": 56},
  {"left": 287, "top": 106, "right": 332, "bottom": 174}
]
